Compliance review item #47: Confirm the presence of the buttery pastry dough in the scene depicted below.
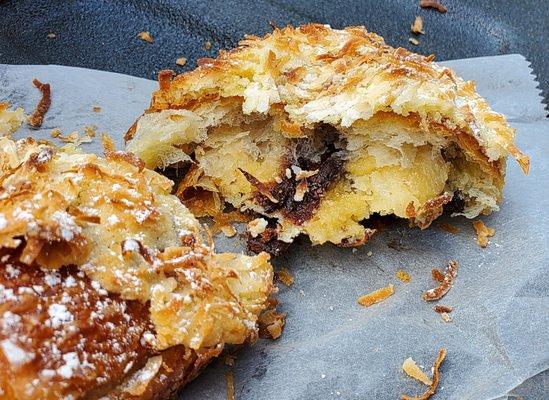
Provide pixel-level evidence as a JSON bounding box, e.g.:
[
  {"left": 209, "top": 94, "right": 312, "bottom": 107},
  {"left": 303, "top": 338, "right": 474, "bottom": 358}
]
[
  {"left": 0, "top": 137, "right": 273, "bottom": 399},
  {"left": 126, "top": 24, "right": 529, "bottom": 253}
]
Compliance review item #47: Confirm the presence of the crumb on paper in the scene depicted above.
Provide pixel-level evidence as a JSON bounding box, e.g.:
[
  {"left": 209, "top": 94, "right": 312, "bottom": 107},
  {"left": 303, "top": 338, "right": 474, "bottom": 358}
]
[
  {"left": 431, "top": 268, "right": 445, "bottom": 283},
  {"left": 92, "top": 106, "right": 101, "bottom": 113},
  {"left": 402, "top": 357, "right": 432, "bottom": 386},
  {"left": 367, "top": 250, "right": 373, "bottom": 256},
  {"left": 473, "top": 220, "right": 495, "bottom": 248},
  {"left": 411, "top": 16, "right": 425, "bottom": 34},
  {"left": 401, "top": 348, "right": 447, "bottom": 400},
  {"left": 220, "top": 224, "right": 237, "bottom": 238},
  {"left": 440, "top": 312, "right": 452, "bottom": 323},
  {"left": 276, "top": 267, "right": 294, "bottom": 287},
  {"left": 433, "top": 305, "right": 453, "bottom": 314},
  {"left": 204, "top": 41, "right": 212, "bottom": 50},
  {"left": 437, "top": 221, "right": 460, "bottom": 234},
  {"left": 419, "top": 0, "right": 447, "bottom": 13},
  {"left": 225, "top": 371, "right": 235, "bottom": 400},
  {"left": 409, "top": 37, "right": 420, "bottom": 46},
  {"left": 396, "top": 269, "right": 411, "bottom": 283},
  {"left": 50, "top": 128, "right": 61, "bottom": 138},
  {"left": 258, "top": 309, "right": 286, "bottom": 339},
  {"left": 84, "top": 124, "right": 97, "bottom": 138},
  {"left": 358, "top": 284, "right": 394, "bottom": 307},
  {"left": 47, "top": 33, "right": 56, "bottom": 39},
  {"left": 176, "top": 57, "right": 187, "bottom": 66},
  {"left": 28, "top": 78, "right": 51, "bottom": 129},
  {"left": 138, "top": 31, "right": 153, "bottom": 43},
  {"left": 423, "top": 260, "right": 458, "bottom": 301}
]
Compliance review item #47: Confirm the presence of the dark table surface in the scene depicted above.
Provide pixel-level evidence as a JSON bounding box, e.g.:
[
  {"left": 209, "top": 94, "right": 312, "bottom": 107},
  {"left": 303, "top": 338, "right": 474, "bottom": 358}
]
[
  {"left": 0, "top": 1, "right": 547, "bottom": 398},
  {"left": 1, "top": 0, "right": 548, "bottom": 106}
]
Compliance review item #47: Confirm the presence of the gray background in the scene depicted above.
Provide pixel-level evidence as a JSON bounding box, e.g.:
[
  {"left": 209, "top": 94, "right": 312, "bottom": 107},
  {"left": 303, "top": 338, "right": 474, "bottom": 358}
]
[{"left": 0, "top": 0, "right": 547, "bottom": 105}]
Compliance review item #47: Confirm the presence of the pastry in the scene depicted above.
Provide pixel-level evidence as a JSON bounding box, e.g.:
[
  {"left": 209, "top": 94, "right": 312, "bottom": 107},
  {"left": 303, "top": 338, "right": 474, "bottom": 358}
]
[
  {"left": 126, "top": 24, "right": 529, "bottom": 254},
  {"left": 0, "top": 136, "right": 273, "bottom": 399}
]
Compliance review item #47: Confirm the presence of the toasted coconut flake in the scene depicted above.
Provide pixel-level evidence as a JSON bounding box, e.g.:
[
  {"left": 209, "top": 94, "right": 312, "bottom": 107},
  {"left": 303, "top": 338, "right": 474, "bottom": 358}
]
[
  {"left": 423, "top": 260, "right": 458, "bottom": 301},
  {"left": 137, "top": 31, "right": 153, "bottom": 43},
  {"left": 402, "top": 357, "right": 432, "bottom": 386},
  {"left": 431, "top": 268, "right": 445, "bottom": 283},
  {"left": 437, "top": 221, "right": 460, "bottom": 234},
  {"left": 508, "top": 143, "right": 530, "bottom": 174},
  {"left": 295, "top": 168, "right": 319, "bottom": 181},
  {"left": 212, "top": 210, "right": 250, "bottom": 235},
  {"left": 258, "top": 309, "right": 286, "bottom": 339},
  {"left": 276, "top": 267, "right": 294, "bottom": 287},
  {"left": 293, "top": 179, "right": 309, "bottom": 202},
  {"left": 176, "top": 57, "right": 187, "bottom": 66},
  {"left": 401, "top": 348, "right": 447, "bottom": 400},
  {"left": 419, "top": 0, "right": 447, "bottom": 13},
  {"left": 92, "top": 105, "right": 102, "bottom": 113},
  {"left": 472, "top": 220, "right": 495, "bottom": 248},
  {"left": 247, "top": 218, "right": 269, "bottom": 238},
  {"left": 433, "top": 305, "right": 453, "bottom": 313},
  {"left": 396, "top": 269, "right": 411, "bottom": 283},
  {"left": 226, "top": 371, "right": 235, "bottom": 400},
  {"left": 28, "top": 79, "right": 51, "bottom": 129},
  {"left": 204, "top": 41, "right": 212, "bottom": 50},
  {"left": 411, "top": 16, "right": 425, "bottom": 34},
  {"left": 358, "top": 284, "right": 394, "bottom": 307},
  {"left": 409, "top": 37, "right": 420, "bottom": 46}
]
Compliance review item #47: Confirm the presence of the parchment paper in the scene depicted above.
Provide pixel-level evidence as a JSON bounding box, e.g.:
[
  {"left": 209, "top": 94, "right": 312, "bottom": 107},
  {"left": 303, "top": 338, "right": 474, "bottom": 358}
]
[{"left": 1, "top": 54, "right": 547, "bottom": 399}]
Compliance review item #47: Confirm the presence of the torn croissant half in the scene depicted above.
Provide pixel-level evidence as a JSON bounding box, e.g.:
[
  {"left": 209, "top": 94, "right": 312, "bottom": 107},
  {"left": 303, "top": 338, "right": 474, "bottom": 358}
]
[
  {"left": 126, "top": 24, "right": 529, "bottom": 254},
  {"left": 0, "top": 136, "right": 273, "bottom": 399}
]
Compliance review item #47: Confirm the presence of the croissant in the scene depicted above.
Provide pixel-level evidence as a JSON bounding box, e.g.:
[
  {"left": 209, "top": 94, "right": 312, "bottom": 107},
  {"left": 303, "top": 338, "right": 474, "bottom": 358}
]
[{"left": 126, "top": 24, "right": 528, "bottom": 255}]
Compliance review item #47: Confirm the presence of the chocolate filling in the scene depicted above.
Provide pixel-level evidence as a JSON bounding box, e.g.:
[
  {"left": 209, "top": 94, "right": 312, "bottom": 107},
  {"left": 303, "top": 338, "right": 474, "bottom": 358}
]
[
  {"left": 244, "top": 124, "right": 346, "bottom": 225},
  {"left": 243, "top": 124, "right": 347, "bottom": 255}
]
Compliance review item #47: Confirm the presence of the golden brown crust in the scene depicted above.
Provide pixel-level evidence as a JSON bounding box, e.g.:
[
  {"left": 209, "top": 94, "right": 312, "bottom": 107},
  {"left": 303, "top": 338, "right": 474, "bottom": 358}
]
[
  {"left": 0, "top": 137, "right": 274, "bottom": 399},
  {"left": 0, "top": 251, "right": 220, "bottom": 400}
]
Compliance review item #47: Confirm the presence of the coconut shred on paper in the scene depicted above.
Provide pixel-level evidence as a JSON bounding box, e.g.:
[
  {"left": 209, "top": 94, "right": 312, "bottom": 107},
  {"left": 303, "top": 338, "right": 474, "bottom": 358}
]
[{"left": 0, "top": 54, "right": 547, "bottom": 399}]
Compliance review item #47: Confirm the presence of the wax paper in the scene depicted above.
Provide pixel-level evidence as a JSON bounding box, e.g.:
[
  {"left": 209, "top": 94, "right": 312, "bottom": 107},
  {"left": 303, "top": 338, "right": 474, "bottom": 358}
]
[{"left": 1, "top": 54, "right": 547, "bottom": 399}]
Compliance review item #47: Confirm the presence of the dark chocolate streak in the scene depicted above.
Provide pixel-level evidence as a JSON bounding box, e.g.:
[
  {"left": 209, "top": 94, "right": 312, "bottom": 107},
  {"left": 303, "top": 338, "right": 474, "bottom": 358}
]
[
  {"left": 243, "top": 124, "right": 346, "bottom": 255},
  {"left": 245, "top": 124, "right": 346, "bottom": 225}
]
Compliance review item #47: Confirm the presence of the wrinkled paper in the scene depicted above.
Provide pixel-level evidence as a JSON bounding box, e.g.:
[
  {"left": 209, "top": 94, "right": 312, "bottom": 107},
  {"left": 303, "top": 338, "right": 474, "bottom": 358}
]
[{"left": 1, "top": 54, "right": 548, "bottom": 399}]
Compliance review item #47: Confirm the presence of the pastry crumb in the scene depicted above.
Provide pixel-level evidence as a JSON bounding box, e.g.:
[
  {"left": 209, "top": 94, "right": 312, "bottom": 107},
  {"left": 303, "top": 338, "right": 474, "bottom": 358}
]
[
  {"left": 433, "top": 305, "right": 453, "bottom": 314},
  {"left": 92, "top": 106, "right": 101, "bottom": 113},
  {"left": 402, "top": 357, "right": 432, "bottom": 386},
  {"left": 401, "top": 348, "right": 447, "bottom": 400},
  {"left": 47, "top": 33, "right": 56, "bottom": 39},
  {"left": 204, "top": 41, "right": 212, "bottom": 50},
  {"left": 440, "top": 312, "right": 452, "bottom": 323},
  {"left": 28, "top": 79, "right": 51, "bottom": 129},
  {"left": 396, "top": 269, "right": 411, "bottom": 283},
  {"left": 411, "top": 16, "right": 425, "bottom": 34},
  {"left": 423, "top": 261, "right": 458, "bottom": 301},
  {"left": 258, "top": 309, "right": 286, "bottom": 339},
  {"left": 276, "top": 267, "right": 294, "bottom": 287},
  {"left": 358, "top": 284, "right": 394, "bottom": 307},
  {"left": 176, "top": 57, "right": 187, "bottom": 66},
  {"left": 419, "top": 0, "right": 447, "bottom": 13},
  {"left": 137, "top": 31, "right": 153, "bottom": 43},
  {"left": 409, "top": 37, "right": 420, "bottom": 46},
  {"left": 472, "top": 220, "right": 495, "bottom": 248},
  {"left": 220, "top": 224, "right": 237, "bottom": 238}
]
